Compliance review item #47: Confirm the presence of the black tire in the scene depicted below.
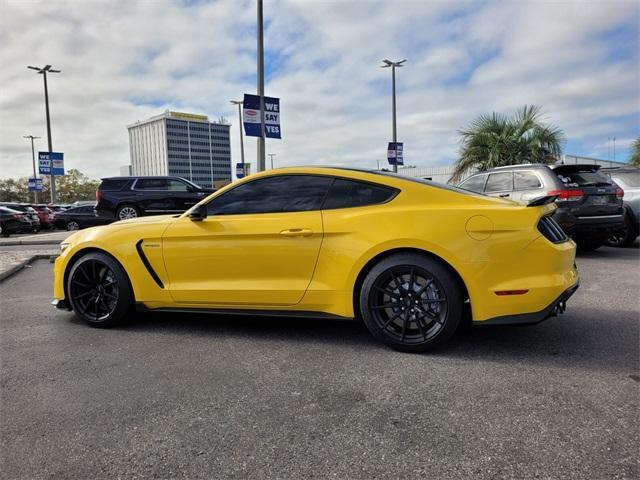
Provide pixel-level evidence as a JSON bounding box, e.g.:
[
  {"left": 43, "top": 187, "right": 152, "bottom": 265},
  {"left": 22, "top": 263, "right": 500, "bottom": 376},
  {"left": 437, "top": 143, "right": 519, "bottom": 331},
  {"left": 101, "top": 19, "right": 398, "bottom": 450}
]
[
  {"left": 359, "top": 253, "right": 463, "bottom": 353},
  {"left": 116, "top": 204, "right": 140, "bottom": 220},
  {"left": 605, "top": 213, "right": 637, "bottom": 248},
  {"left": 66, "top": 252, "right": 133, "bottom": 327},
  {"left": 576, "top": 235, "right": 605, "bottom": 252},
  {"left": 66, "top": 220, "right": 80, "bottom": 231}
]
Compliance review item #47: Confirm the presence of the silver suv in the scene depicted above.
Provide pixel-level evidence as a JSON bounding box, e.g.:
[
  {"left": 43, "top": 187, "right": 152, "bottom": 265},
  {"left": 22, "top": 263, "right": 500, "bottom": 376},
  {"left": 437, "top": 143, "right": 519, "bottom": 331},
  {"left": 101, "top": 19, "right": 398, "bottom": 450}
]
[
  {"left": 457, "top": 163, "right": 625, "bottom": 251},
  {"left": 601, "top": 167, "right": 640, "bottom": 247}
]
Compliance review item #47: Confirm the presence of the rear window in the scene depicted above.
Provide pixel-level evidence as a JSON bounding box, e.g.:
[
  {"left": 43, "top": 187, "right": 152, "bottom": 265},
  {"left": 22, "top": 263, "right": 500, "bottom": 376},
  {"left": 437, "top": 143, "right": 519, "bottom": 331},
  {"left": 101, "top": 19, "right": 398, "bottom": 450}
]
[
  {"left": 322, "top": 179, "right": 397, "bottom": 209},
  {"left": 485, "top": 172, "right": 513, "bottom": 193},
  {"left": 555, "top": 170, "right": 611, "bottom": 187},
  {"left": 100, "top": 179, "right": 129, "bottom": 191}
]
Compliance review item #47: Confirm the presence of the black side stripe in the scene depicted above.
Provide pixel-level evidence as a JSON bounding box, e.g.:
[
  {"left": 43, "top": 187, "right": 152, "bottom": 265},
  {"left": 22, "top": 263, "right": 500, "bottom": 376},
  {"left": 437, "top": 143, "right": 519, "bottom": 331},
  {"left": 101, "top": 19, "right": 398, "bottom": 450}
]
[{"left": 135, "top": 240, "right": 164, "bottom": 288}]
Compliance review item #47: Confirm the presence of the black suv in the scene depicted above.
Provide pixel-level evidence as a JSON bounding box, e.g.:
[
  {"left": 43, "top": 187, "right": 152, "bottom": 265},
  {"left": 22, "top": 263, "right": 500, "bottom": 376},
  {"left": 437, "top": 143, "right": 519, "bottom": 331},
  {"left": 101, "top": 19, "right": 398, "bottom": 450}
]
[
  {"left": 457, "top": 163, "right": 625, "bottom": 251},
  {"left": 95, "top": 176, "right": 213, "bottom": 220}
]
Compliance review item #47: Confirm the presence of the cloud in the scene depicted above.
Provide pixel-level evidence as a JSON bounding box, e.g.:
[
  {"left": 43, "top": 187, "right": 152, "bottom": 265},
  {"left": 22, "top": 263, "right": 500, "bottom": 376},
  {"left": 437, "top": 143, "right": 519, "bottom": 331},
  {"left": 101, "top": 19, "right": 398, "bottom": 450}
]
[{"left": 0, "top": 0, "right": 638, "bottom": 180}]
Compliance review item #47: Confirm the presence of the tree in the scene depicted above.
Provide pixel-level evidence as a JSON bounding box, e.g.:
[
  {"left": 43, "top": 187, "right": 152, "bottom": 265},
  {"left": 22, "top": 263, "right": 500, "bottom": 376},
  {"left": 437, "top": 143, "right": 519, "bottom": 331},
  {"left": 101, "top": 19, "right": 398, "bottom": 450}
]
[
  {"left": 451, "top": 105, "right": 565, "bottom": 182},
  {"left": 0, "top": 169, "right": 99, "bottom": 203},
  {"left": 629, "top": 138, "right": 640, "bottom": 167}
]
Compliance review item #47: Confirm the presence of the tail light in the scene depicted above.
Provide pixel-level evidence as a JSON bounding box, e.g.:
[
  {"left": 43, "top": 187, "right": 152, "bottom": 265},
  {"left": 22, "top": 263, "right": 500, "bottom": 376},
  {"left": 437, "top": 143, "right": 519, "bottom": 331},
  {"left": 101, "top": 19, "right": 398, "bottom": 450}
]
[
  {"left": 96, "top": 190, "right": 103, "bottom": 202},
  {"left": 615, "top": 187, "right": 624, "bottom": 198},
  {"left": 548, "top": 189, "right": 584, "bottom": 202}
]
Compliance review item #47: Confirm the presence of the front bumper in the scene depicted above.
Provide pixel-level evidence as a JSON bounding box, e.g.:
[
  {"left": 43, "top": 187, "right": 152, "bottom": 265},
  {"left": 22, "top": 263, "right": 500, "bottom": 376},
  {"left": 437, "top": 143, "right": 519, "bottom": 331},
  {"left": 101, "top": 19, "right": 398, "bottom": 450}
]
[{"left": 474, "top": 280, "right": 579, "bottom": 326}]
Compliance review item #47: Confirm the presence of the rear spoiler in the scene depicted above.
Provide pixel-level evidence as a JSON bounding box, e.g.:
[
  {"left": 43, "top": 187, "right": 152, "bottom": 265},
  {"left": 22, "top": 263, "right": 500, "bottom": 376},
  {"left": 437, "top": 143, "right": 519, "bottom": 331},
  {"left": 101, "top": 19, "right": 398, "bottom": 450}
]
[{"left": 527, "top": 194, "right": 559, "bottom": 207}]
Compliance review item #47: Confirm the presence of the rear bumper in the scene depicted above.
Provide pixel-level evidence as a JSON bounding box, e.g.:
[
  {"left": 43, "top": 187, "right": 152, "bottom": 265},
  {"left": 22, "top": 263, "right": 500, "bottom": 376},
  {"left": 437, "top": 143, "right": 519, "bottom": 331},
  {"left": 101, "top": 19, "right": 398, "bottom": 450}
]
[
  {"left": 474, "top": 280, "right": 579, "bottom": 326},
  {"left": 554, "top": 210, "right": 624, "bottom": 235}
]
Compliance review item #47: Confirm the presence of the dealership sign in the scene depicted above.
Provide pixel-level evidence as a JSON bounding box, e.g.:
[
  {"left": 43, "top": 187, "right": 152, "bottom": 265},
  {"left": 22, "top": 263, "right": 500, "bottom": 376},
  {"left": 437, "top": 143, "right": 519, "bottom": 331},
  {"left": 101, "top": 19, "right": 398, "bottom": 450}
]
[
  {"left": 387, "top": 142, "right": 404, "bottom": 166},
  {"left": 28, "top": 177, "right": 43, "bottom": 192},
  {"left": 243, "top": 94, "right": 281, "bottom": 139},
  {"left": 236, "top": 162, "right": 251, "bottom": 179},
  {"left": 38, "top": 151, "right": 65, "bottom": 176}
]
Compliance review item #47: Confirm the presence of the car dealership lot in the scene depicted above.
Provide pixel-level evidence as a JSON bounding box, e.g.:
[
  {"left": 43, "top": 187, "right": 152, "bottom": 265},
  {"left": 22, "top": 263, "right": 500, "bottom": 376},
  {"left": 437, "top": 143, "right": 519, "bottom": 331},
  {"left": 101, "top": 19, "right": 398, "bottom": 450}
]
[{"left": 1, "top": 249, "right": 638, "bottom": 479}]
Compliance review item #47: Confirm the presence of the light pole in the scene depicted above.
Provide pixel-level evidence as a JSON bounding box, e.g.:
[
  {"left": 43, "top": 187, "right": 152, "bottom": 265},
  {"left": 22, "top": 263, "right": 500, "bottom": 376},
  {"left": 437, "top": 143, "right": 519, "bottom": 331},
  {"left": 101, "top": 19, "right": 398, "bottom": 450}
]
[
  {"left": 23, "top": 135, "right": 41, "bottom": 203},
  {"left": 381, "top": 59, "right": 406, "bottom": 173},
  {"left": 268, "top": 153, "right": 276, "bottom": 169},
  {"left": 256, "top": 0, "right": 266, "bottom": 172},
  {"left": 28, "top": 64, "right": 60, "bottom": 203},
  {"left": 230, "top": 100, "right": 247, "bottom": 178}
]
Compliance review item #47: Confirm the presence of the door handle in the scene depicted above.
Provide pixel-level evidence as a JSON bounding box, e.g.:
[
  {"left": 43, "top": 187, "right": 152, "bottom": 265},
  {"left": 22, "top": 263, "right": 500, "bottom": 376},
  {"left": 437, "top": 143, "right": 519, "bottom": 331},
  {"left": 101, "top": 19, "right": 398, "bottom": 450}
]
[
  {"left": 280, "top": 228, "right": 314, "bottom": 237},
  {"left": 499, "top": 193, "right": 510, "bottom": 198}
]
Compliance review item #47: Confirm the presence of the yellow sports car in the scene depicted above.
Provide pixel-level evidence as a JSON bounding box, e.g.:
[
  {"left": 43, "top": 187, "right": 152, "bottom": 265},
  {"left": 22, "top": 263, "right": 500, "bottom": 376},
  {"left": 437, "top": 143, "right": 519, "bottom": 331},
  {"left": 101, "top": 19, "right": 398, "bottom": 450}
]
[{"left": 53, "top": 167, "right": 579, "bottom": 352}]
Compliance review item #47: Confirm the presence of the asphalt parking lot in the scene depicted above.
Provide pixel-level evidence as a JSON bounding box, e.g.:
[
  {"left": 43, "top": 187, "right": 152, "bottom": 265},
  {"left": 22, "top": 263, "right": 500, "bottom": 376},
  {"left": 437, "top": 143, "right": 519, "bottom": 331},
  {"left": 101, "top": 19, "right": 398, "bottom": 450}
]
[{"left": 1, "top": 248, "right": 638, "bottom": 479}]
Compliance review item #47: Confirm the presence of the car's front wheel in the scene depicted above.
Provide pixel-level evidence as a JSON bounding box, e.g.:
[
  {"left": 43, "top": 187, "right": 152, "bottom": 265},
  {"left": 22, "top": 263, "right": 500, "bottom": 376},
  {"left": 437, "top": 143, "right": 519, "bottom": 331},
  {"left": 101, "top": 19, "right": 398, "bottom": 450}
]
[
  {"left": 605, "top": 213, "right": 637, "bottom": 248},
  {"left": 359, "top": 253, "right": 463, "bottom": 353},
  {"left": 66, "top": 220, "right": 80, "bottom": 231},
  {"left": 67, "top": 252, "right": 133, "bottom": 327}
]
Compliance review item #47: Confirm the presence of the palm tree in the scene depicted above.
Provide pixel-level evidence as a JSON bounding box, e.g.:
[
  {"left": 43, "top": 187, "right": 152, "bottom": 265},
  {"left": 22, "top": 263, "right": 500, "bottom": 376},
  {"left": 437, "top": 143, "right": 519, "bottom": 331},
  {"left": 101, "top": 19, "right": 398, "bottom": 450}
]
[
  {"left": 451, "top": 105, "right": 565, "bottom": 182},
  {"left": 629, "top": 137, "right": 640, "bottom": 167}
]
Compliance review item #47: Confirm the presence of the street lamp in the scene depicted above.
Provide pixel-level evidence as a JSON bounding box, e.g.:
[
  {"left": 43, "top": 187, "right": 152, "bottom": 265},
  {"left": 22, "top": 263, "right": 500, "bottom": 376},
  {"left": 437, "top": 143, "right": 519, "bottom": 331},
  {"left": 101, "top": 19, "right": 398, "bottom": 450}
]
[
  {"left": 23, "top": 135, "right": 41, "bottom": 203},
  {"left": 230, "top": 100, "right": 247, "bottom": 178},
  {"left": 381, "top": 58, "right": 406, "bottom": 173},
  {"left": 256, "top": 0, "right": 266, "bottom": 172},
  {"left": 27, "top": 64, "right": 61, "bottom": 203}
]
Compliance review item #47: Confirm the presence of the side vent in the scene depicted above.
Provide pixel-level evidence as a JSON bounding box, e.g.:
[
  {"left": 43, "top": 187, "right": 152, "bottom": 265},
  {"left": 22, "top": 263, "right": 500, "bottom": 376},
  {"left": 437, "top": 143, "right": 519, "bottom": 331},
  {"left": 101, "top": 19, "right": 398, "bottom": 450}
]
[
  {"left": 135, "top": 240, "right": 164, "bottom": 288},
  {"left": 537, "top": 216, "right": 569, "bottom": 244}
]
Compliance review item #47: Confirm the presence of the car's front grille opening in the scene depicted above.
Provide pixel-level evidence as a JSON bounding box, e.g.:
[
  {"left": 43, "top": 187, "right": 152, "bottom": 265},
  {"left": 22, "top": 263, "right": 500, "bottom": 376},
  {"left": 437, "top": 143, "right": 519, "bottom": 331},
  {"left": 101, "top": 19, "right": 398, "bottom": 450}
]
[{"left": 538, "top": 216, "right": 569, "bottom": 243}]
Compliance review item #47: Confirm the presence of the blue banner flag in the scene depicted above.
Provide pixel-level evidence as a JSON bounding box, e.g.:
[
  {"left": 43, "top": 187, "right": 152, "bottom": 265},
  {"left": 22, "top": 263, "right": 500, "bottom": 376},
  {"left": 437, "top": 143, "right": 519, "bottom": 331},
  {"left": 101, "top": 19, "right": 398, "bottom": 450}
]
[
  {"left": 387, "top": 142, "right": 404, "bottom": 166},
  {"left": 28, "top": 178, "right": 43, "bottom": 192},
  {"left": 38, "top": 151, "right": 65, "bottom": 176},
  {"left": 243, "top": 94, "right": 281, "bottom": 139},
  {"left": 236, "top": 162, "right": 251, "bottom": 179}
]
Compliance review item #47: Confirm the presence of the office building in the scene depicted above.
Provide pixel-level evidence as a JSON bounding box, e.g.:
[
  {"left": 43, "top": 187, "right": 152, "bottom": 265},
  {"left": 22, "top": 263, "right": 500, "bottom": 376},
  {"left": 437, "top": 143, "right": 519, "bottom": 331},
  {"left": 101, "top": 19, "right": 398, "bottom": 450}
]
[{"left": 127, "top": 110, "right": 231, "bottom": 188}]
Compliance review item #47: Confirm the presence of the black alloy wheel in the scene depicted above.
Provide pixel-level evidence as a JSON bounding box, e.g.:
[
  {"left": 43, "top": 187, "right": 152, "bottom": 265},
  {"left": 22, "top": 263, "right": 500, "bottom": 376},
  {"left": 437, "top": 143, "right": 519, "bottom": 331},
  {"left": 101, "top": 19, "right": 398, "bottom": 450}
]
[
  {"left": 67, "top": 252, "right": 133, "bottom": 327},
  {"left": 360, "top": 253, "right": 463, "bottom": 352},
  {"left": 605, "top": 214, "right": 637, "bottom": 248}
]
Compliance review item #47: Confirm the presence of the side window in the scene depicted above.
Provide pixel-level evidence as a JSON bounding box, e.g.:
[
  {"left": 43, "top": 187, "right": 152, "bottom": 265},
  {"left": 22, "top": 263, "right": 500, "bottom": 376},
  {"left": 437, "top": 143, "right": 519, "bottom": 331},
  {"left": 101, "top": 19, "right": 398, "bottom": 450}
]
[
  {"left": 167, "top": 179, "right": 189, "bottom": 192},
  {"left": 514, "top": 171, "right": 542, "bottom": 189},
  {"left": 206, "top": 175, "right": 333, "bottom": 215},
  {"left": 485, "top": 172, "right": 513, "bottom": 193},
  {"left": 80, "top": 206, "right": 94, "bottom": 213},
  {"left": 135, "top": 179, "right": 167, "bottom": 190},
  {"left": 322, "top": 179, "right": 397, "bottom": 209},
  {"left": 458, "top": 175, "right": 487, "bottom": 193}
]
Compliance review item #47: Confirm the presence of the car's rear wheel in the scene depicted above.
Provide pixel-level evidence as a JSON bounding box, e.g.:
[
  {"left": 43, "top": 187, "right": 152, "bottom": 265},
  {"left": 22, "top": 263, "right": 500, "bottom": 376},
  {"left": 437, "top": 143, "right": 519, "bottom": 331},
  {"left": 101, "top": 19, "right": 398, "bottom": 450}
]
[
  {"left": 67, "top": 252, "right": 133, "bottom": 327},
  {"left": 605, "top": 213, "right": 637, "bottom": 248},
  {"left": 117, "top": 204, "right": 140, "bottom": 220},
  {"left": 359, "top": 253, "right": 463, "bottom": 353},
  {"left": 66, "top": 220, "right": 80, "bottom": 231}
]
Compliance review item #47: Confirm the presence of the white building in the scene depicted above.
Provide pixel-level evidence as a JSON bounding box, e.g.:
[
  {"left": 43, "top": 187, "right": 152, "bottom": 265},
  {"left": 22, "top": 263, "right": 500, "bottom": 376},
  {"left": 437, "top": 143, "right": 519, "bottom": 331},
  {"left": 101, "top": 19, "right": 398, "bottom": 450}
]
[{"left": 127, "top": 110, "right": 231, "bottom": 189}]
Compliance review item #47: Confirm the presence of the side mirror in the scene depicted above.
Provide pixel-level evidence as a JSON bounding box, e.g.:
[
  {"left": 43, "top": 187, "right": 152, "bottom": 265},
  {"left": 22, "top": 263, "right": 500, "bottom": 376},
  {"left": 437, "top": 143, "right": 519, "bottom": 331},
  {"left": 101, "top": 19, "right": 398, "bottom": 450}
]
[{"left": 188, "top": 204, "right": 207, "bottom": 222}]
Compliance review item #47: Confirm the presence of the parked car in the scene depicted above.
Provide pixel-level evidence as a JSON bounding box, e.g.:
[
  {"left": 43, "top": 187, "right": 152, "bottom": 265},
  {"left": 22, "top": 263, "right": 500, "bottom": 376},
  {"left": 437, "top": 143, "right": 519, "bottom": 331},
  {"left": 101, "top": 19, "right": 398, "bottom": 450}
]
[
  {"left": 457, "top": 164, "right": 625, "bottom": 251},
  {"left": 0, "top": 203, "right": 41, "bottom": 232},
  {"left": 54, "top": 205, "right": 114, "bottom": 231},
  {"left": 95, "top": 176, "right": 214, "bottom": 220},
  {"left": 31, "top": 204, "right": 55, "bottom": 230},
  {"left": 601, "top": 167, "right": 640, "bottom": 247},
  {"left": 54, "top": 167, "right": 579, "bottom": 353},
  {"left": 0, "top": 206, "right": 25, "bottom": 236}
]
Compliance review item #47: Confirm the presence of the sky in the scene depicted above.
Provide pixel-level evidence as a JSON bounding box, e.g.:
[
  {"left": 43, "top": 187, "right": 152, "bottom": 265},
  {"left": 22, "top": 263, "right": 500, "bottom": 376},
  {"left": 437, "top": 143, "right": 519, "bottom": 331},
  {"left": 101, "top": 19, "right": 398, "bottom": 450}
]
[{"left": 0, "top": 0, "right": 638, "bottom": 180}]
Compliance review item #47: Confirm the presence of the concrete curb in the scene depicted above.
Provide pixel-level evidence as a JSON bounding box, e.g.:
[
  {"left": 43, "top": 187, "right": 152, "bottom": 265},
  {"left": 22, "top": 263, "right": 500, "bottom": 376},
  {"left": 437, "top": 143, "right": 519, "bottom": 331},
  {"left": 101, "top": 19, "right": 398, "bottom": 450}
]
[
  {"left": 0, "top": 239, "right": 62, "bottom": 246},
  {"left": 0, "top": 254, "right": 55, "bottom": 283}
]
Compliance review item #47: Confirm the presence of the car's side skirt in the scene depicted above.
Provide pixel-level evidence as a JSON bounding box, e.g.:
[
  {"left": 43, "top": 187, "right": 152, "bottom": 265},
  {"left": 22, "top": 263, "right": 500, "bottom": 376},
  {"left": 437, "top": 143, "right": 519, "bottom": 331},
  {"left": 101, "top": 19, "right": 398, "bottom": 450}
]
[{"left": 135, "top": 302, "right": 353, "bottom": 321}]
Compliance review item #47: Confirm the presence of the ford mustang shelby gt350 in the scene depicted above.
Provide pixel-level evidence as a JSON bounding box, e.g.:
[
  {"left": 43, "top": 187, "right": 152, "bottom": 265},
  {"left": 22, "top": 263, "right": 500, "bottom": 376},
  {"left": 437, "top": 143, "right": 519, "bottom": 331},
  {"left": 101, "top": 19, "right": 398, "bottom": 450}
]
[{"left": 53, "top": 167, "right": 579, "bottom": 352}]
